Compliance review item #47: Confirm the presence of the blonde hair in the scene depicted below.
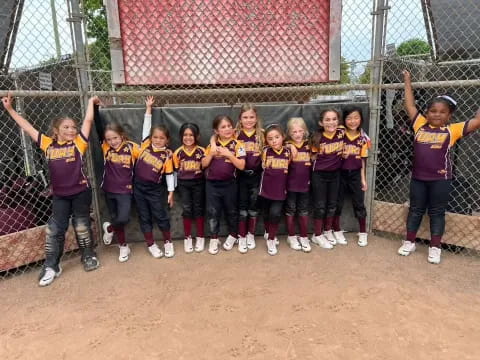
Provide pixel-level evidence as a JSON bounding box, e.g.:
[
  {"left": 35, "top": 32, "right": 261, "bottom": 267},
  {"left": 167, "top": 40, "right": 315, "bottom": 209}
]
[
  {"left": 286, "top": 117, "right": 309, "bottom": 141},
  {"left": 236, "top": 104, "right": 264, "bottom": 149}
]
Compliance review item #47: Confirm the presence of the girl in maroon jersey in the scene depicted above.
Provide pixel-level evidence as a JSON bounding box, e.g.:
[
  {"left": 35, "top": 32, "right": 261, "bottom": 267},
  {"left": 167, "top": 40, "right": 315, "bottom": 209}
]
[
  {"left": 235, "top": 104, "right": 264, "bottom": 253},
  {"left": 133, "top": 97, "right": 175, "bottom": 259},
  {"left": 202, "top": 115, "right": 246, "bottom": 255},
  {"left": 285, "top": 117, "right": 312, "bottom": 253},
  {"left": 259, "top": 124, "right": 291, "bottom": 255},
  {"left": 398, "top": 70, "right": 480, "bottom": 264},
  {"left": 173, "top": 123, "right": 206, "bottom": 253},
  {"left": 310, "top": 109, "right": 345, "bottom": 249},
  {"left": 334, "top": 106, "right": 370, "bottom": 247},
  {"left": 95, "top": 97, "right": 155, "bottom": 262},
  {"left": 2, "top": 93, "right": 100, "bottom": 286}
]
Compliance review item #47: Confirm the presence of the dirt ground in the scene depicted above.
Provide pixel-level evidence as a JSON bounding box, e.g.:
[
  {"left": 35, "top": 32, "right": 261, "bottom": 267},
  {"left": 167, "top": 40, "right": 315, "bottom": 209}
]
[{"left": 1, "top": 234, "right": 479, "bottom": 360}]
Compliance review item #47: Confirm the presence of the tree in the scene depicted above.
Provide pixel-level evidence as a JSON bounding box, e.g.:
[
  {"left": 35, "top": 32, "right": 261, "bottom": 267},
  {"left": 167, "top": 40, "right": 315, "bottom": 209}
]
[
  {"left": 340, "top": 57, "right": 351, "bottom": 84},
  {"left": 358, "top": 63, "right": 371, "bottom": 84},
  {"left": 397, "top": 38, "right": 430, "bottom": 56},
  {"left": 83, "top": 0, "right": 110, "bottom": 71}
]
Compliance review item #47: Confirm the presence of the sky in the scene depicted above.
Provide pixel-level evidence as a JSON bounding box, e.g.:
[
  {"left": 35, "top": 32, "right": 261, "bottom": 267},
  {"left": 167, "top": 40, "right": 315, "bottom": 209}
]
[{"left": 10, "top": 0, "right": 427, "bottom": 76}]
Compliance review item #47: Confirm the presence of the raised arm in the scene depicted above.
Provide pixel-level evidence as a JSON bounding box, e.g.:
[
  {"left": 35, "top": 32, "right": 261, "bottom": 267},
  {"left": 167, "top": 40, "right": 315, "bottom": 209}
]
[
  {"left": 403, "top": 70, "right": 418, "bottom": 121},
  {"left": 142, "top": 96, "right": 154, "bottom": 140},
  {"left": 93, "top": 100, "right": 105, "bottom": 142},
  {"left": 81, "top": 96, "right": 101, "bottom": 138},
  {"left": 1, "top": 92, "right": 39, "bottom": 141},
  {"left": 466, "top": 108, "right": 480, "bottom": 133}
]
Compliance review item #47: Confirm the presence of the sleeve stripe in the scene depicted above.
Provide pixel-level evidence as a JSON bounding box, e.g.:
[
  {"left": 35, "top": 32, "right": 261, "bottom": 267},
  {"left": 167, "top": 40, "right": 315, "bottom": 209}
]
[{"left": 79, "top": 131, "right": 88, "bottom": 143}]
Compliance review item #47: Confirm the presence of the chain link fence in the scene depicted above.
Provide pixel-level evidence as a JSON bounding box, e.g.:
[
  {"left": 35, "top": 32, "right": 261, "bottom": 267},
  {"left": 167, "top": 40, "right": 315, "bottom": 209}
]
[{"left": 0, "top": 0, "right": 479, "bottom": 277}]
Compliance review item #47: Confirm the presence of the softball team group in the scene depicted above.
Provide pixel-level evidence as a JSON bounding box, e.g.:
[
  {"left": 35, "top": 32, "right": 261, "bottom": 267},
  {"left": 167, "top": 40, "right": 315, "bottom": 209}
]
[{"left": 2, "top": 70, "right": 480, "bottom": 287}]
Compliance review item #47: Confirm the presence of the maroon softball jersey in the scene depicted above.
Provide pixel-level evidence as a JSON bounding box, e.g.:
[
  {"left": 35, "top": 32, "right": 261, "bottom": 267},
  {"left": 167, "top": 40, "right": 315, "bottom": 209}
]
[
  {"left": 236, "top": 129, "right": 262, "bottom": 171},
  {"left": 259, "top": 146, "right": 291, "bottom": 200},
  {"left": 342, "top": 132, "right": 368, "bottom": 170},
  {"left": 412, "top": 113, "right": 471, "bottom": 181},
  {"left": 205, "top": 138, "right": 246, "bottom": 181},
  {"left": 101, "top": 140, "right": 140, "bottom": 193},
  {"left": 287, "top": 140, "right": 311, "bottom": 193},
  {"left": 134, "top": 139, "right": 174, "bottom": 183},
  {"left": 38, "top": 133, "right": 90, "bottom": 197},
  {"left": 173, "top": 145, "right": 205, "bottom": 180},
  {"left": 311, "top": 128, "right": 345, "bottom": 171}
]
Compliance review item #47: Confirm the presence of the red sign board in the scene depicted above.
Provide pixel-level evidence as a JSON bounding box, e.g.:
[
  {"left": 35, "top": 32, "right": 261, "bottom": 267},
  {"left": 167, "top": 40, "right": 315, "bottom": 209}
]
[{"left": 109, "top": 0, "right": 341, "bottom": 85}]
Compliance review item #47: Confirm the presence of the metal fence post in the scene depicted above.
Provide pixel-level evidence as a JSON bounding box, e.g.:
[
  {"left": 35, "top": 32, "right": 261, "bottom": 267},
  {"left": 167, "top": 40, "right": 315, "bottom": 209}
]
[
  {"left": 68, "top": 0, "right": 103, "bottom": 244},
  {"left": 366, "top": 0, "right": 389, "bottom": 231}
]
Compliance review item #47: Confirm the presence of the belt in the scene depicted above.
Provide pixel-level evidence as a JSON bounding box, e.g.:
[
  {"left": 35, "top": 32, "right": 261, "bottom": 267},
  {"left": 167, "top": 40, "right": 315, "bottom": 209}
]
[{"left": 243, "top": 170, "right": 257, "bottom": 176}]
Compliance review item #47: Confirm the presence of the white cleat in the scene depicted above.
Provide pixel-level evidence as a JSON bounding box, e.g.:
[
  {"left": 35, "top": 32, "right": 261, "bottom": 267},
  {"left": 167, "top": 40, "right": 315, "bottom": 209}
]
[
  {"left": 358, "top": 233, "right": 368, "bottom": 247},
  {"left": 102, "top": 222, "right": 113, "bottom": 245},
  {"left": 118, "top": 244, "right": 131, "bottom": 262},
  {"left": 246, "top": 233, "right": 256, "bottom": 249},
  {"left": 164, "top": 242, "right": 175, "bottom": 258},
  {"left": 222, "top": 235, "right": 237, "bottom": 251},
  {"left": 298, "top": 237, "right": 311, "bottom": 252},
  {"left": 287, "top": 235, "right": 302, "bottom": 251},
  {"left": 398, "top": 240, "right": 416, "bottom": 256},
  {"left": 428, "top": 247, "right": 441, "bottom": 264},
  {"left": 209, "top": 238, "right": 220, "bottom": 255},
  {"left": 184, "top": 236, "right": 194, "bottom": 253},
  {"left": 195, "top": 237, "right": 205, "bottom": 252},
  {"left": 266, "top": 239, "right": 278, "bottom": 255},
  {"left": 148, "top": 243, "right": 163, "bottom": 258},
  {"left": 311, "top": 234, "right": 333, "bottom": 249},
  {"left": 324, "top": 230, "right": 337, "bottom": 245},
  {"left": 334, "top": 231, "right": 348, "bottom": 245},
  {"left": 238, "top": 237, "right": 248, "bottom": 253}
]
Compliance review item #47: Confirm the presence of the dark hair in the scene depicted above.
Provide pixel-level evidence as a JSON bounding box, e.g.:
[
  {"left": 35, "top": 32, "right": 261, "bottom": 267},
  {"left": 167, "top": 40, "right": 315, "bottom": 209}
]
[
  {"left": 150, "top": 124, "right": 170, "bottom": 141},
  {"left": 179, "top": 122, "right": 200, "bottom": 145},
  {"left": 311, "top": 108, "right": 341, "bottom": 149},
  {"left": 50, "top": 116, "right": 79, "bottom": 139},
  {"left": 343, "top": 106, "right": 364, "bottom": 129},
  {"left": 104, "top": 123, "right": 129, "bottom": 141},
  {"left": 212, "top": 115, "right": 234, "bottom": 130},
  {"left": 426, "top": 95, "right": 457, "bottom": 114},
  {"left": 264, "top": 123, "right": 286, "bottom": 141}
]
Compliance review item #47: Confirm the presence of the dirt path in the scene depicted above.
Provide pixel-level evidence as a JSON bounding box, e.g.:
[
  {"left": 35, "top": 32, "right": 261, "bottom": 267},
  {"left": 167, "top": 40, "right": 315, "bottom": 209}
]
[{"left": 1, "top": 234, "right": 479, "bottom": 360}]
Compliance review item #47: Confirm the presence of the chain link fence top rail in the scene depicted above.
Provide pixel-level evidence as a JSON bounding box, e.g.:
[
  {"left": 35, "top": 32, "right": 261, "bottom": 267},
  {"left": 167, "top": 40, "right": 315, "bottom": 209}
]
[{"left": 1, "top": 0, "right": 479, "bottom": 278}]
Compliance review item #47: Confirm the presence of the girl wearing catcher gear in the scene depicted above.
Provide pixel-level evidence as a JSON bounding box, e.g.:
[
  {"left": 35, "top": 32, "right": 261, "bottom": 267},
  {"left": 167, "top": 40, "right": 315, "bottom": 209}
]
[
  {"left": 2, "top": 93, "right": 100, "bottom": 286},
  {"left": 398, "top": 70, "right": 480, "bottom": 264}
]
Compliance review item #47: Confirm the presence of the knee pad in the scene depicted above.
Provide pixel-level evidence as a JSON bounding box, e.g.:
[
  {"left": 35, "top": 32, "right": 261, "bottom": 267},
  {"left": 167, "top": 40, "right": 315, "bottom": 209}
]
[
  {"left": 247, "top": 209, "right": 258, "bottom": 218},
  {"left": 298, "top": 210, "right": 309, "bottom": 217},
  {"left": 74, "top": 222, "right": 92, "bottom": 249},
  {"left": 239, "top": 209, "right": 248, "bottom": 222},
  {"left": 285, "top": 209, "right": 295, "bottom": 217}
]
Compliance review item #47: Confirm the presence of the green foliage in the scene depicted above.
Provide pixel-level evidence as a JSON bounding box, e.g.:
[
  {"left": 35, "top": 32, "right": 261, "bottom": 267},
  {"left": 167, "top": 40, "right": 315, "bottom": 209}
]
[
  {"left": 358, "top": 64, "right": 371, "bottom": 84},
  {"left": 83, "top": 0, "right": 110, "bottom": 71},
  {"left": 397, "top": 38, "right": 431, "bottom": 56},
  {"left": 340, "top": 57, "right": 351, "bottom": 84}
]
